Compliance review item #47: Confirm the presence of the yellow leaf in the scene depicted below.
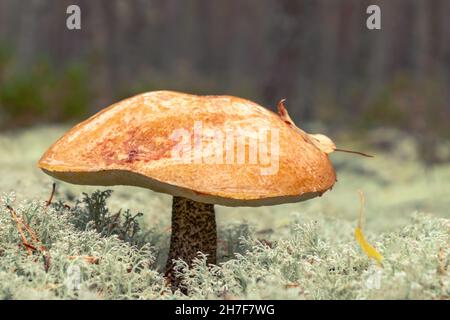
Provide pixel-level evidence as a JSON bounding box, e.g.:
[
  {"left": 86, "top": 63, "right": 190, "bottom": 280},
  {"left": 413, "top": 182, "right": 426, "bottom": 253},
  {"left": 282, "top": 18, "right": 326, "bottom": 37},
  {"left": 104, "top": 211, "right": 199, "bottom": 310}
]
[
  {"left": 355, "top": 227, "right": 383, "bottom": 266},
  {"left": 355, "top": 191, "right": 383, "bottom": 266}
]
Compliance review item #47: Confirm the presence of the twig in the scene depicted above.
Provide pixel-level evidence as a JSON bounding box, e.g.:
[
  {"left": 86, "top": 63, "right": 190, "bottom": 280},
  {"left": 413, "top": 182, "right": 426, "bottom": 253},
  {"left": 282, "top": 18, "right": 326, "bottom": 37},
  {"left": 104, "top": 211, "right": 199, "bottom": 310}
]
[
  {"left": 6, "top": 205, "right": 33, "bottom": 255},
  {"left": 5, "top": 204, "right": 51, "bottom": 271},
  {"left": 42, "top": 254, "right": 51, "bottom": 272},
  {"left": 21, "top": 219, "right": 51, "bottom": 271},
  {"left": 68, "top": 255, "right": 100, "bottom": 264},
  {"left": 22, "top": 242, "right": 37, "bottom": 251},
  {"left": 46, "top": 183, "right": 56, "bottom": 208},
  {"left": 358, "top": 190, "right": 365, "bottom": 229},
  {"left": 335, "top": 148, "right": 374, "bottom": 158}
]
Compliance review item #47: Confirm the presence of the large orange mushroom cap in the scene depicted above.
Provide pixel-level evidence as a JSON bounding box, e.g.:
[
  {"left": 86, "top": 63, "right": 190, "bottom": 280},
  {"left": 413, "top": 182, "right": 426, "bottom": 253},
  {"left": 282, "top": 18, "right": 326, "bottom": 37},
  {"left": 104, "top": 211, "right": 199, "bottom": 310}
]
[{"left": 38, "top": 91, "right": 336, "bottom": 206}]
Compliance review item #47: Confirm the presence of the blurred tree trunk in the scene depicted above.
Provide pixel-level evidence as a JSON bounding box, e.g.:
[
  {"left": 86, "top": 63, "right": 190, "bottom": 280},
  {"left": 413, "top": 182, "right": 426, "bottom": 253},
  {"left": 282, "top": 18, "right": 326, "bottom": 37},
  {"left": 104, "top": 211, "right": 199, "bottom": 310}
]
[
  {"left": 262, "top": 0, "right": 311, "bottom": 118},
  {"left": 16, "top": 0, "right": 41, "bottom": 72},
  {"left": 89, "top": 1, "right": 114, "bottom": 111}
]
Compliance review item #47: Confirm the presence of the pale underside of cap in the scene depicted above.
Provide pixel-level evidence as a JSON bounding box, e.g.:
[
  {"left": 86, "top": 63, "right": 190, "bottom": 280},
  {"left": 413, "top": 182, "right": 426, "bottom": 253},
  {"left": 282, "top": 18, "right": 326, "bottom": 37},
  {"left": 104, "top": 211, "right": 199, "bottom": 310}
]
[{"left": 38, "top": 91, "right": 336, "bottom": 207}]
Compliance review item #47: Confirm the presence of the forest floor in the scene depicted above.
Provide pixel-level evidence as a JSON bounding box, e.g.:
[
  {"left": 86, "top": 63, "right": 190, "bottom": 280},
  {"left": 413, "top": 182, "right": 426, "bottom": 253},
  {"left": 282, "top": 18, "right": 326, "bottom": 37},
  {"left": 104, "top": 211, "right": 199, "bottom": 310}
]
[{"left": 0, "top": 125, "right": 448, "bottom": 299}]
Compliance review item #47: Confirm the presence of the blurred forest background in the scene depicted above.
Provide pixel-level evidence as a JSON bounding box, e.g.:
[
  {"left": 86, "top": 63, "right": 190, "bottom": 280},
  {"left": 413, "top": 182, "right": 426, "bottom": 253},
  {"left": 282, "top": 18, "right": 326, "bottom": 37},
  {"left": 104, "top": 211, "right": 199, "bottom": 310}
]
[{"left": 0, "top": 0, "right": 449, "bottom": 163}]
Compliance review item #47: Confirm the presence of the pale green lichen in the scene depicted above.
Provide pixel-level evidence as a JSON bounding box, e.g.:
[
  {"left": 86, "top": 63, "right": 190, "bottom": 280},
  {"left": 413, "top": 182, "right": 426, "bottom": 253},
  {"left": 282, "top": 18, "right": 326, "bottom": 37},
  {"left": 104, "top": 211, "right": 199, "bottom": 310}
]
[{"left": 0, "top": 192, "right": 448, "bottom": 299}]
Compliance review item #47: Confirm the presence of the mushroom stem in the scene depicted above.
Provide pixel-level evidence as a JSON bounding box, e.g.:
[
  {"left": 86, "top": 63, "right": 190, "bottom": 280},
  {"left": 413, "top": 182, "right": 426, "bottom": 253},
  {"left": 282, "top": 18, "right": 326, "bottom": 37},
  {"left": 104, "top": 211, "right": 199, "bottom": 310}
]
[{"left": 165, "top": 196, "right": 217, "bottom": 290}]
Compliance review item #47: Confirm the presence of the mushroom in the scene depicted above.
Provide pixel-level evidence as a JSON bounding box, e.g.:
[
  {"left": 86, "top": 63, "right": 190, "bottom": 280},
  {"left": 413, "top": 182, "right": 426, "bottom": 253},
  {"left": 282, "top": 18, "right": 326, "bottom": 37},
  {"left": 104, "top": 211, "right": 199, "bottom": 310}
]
[{"left": 38, "top": 91, "right": 338, "bottom": 288}]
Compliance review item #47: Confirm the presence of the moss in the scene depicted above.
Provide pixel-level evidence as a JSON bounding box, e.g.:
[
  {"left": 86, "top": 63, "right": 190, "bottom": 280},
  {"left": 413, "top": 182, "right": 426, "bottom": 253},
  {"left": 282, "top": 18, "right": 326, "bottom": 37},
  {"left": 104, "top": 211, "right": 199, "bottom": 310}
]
[{"left": 0, "top": 191, "right": 448, "bottom": 300}]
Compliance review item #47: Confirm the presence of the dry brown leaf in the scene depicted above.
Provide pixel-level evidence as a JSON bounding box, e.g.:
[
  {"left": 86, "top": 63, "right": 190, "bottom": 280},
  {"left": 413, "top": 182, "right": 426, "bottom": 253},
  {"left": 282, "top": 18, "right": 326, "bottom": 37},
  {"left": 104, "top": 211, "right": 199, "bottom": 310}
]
[
  {"left": 67, "top": 255, "right": 100, "bottom": 264},
  {"left": 277, "top": 99, "right": 373, "bottom": 157}
]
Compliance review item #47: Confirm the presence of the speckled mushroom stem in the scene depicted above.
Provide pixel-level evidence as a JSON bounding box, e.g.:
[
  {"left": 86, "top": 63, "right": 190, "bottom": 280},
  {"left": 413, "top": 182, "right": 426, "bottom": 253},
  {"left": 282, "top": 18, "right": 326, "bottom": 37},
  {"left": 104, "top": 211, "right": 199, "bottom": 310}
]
[{"left": 165, "top": 196, "right": 217, "bottom": 290}]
